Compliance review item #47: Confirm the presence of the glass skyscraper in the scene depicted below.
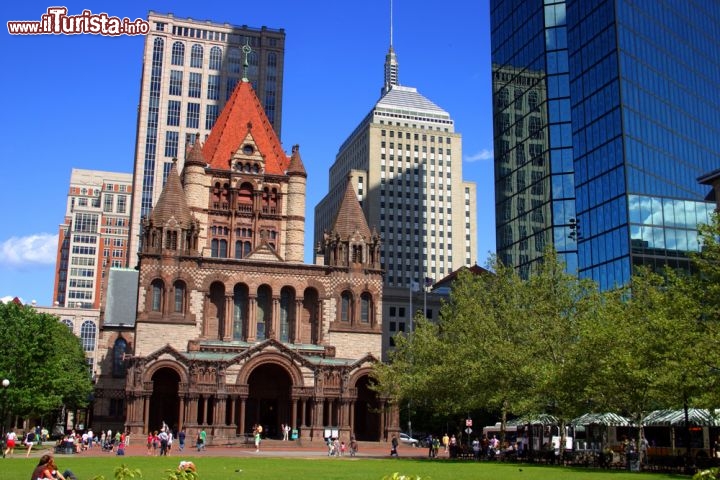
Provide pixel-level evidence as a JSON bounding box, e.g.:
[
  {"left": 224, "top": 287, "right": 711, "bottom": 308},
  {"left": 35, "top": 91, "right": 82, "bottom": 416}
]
[{"left": 491, "top": 0, "right": 719, "bottom": 289}]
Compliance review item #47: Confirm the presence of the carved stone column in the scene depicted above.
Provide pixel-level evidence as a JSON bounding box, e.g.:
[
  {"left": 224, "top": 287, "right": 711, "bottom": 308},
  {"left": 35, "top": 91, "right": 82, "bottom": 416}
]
[
  {"left": 223, "top": 294, "right": 233, "bottom": 341},
  {"left": 294, "top": 299, "right": 303, "bottom": 343},
  {"left": 291, "top": 398, "right": 298, "bottom": 430},
  {"left": 239, "top": 397, "right": 247, "bottom": 434},
  {"left": 271, "top": 296, "right": 280, "bottom": 340},
  {"left": 247, "top": 296, "right": 257, "bottom": 342},
  {"left": 214, "top": 394, "right": 227, "bottom": 426}
]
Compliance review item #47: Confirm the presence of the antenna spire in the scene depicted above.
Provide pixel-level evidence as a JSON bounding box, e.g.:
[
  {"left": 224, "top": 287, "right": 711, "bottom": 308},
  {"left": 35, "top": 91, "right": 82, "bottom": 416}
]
[
  {"left": 390, "top": 0, "right": 393, "bottom": 47},
  {"left": 382, "top": 0, "right": 399, "bottom": 96}
]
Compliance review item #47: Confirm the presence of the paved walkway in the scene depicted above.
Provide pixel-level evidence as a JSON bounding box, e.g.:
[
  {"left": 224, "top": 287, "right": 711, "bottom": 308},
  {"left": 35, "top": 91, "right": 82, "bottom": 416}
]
[{"left": 12, "top": 440, "right": 434, "bottom": 460}]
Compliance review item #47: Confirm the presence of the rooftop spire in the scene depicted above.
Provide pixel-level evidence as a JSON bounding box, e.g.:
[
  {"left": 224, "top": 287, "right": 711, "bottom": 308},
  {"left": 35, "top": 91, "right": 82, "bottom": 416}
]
[
  {"left": 382, "top": 0, "right": 399, "bottom": 96},
  {"left": 241, "top": 39, "right": 251, "bottom": 82}
]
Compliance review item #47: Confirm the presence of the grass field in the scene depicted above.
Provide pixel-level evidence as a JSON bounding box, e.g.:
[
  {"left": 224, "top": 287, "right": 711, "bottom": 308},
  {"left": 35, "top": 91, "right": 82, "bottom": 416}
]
[{"left": 0, "top": 456, "right": 691, "bottom": 480}]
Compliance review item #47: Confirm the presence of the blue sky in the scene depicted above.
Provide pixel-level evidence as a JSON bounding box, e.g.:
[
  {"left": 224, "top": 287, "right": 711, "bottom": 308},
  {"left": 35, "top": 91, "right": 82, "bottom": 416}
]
[{"left": 0, "top": 0, "right": 495, "bottom": 305}]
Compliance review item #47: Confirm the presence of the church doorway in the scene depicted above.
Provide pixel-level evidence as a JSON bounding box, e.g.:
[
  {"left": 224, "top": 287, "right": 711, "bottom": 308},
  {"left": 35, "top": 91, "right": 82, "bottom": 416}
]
[
  {"left": 353, "top": 374, "right": 381, "bottom": 441},
  {"left": 246, "top": 363, "right": 292, "bottom": 439},
  {"left": 149, "top": 367, "right": 180, "bottom": 432}
]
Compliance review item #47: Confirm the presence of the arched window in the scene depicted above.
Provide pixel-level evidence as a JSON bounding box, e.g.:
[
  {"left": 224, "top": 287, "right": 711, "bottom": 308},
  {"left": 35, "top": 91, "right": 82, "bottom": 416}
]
[
  {"left": 151, "top": 279, "right": 164, "bottom": 312},
  {"left": 233, "top": 284, "right": 248, "bottom": 341},
  {"left": 237, "top": 183, "right": 253, "bottom": 213},
  {"left": 112, "top": 337, "right": 127, "bottom": 377},
  {"left": 211, "top": 239, "right": 227, "bottom": 257},
  {"left": 173, "top": 280, "right": 186, "bottom": 313},
  {"left": 61, "top": 318, "right": 73, "bottom": 330},
  {"left": 80, "top": 320, "right": 96, "bottom": 351},
  {"left": 352, "top": 245, "right": 363, "bottom": 263},
  {"left": 171, "top": 41, "right": 185, "bottom": 66},
  {"left": 280, "top": 287, "right": 295, "bottom": 342},
  {"left": 340, "top": 291, "right": 352, "bottom": 322},
  {"left": 360, "top": 293, "right": 372, "bottom": 323},
  {"left": 243, "top": 241, "right": 252, "bottom": 257},
  {"left": 528, "top": 90, "right": 539, "bottom": 111},
  {"left": 209, "top": 46, "right": 222, "bottom": 70},
  {"left": 190, "top": 44, "right": 203, "bottom": 68},
  {"left": 165, "top": 230, "right": 178, "bottom": 250}
]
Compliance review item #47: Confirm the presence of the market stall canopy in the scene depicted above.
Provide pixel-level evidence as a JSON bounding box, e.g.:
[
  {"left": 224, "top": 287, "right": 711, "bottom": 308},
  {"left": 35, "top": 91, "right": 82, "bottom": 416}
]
[
  {"left": 642, "top": 408, "right": 719, "bottom": 427},
  {"left": 507, "top": 414, "right": 560, "bottom": 427},
  {"left": 571, "top": 412, "right": 634, "bottom": 427}
]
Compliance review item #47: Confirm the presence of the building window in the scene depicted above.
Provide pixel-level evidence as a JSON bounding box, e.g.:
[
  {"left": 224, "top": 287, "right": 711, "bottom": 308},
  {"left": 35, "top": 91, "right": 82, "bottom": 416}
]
[
  {"left": 233, "top": 284, "right": 248, "bottom": 340},
  {"left": 169, "top": 70, "right": 183, "bottom": 96},
  {"left": 207, "top": 74, "right": 219, "bottom": 100},
  {"left": 80, "top": 320, "right": 96, "bottom": 351},
  {"left": 151, "top": 279, "right": 164, "bottom": 312},
  {"left": 167, "top": 100, "right": 181, "bottom": 126},
  {"left": 112, "top": 337, "right": 127, "bottom": 377},
  {"left": 173, "top": 280, "right": 186, "bottom": 313},
  {"left": 360, "top": 293, "right": 371, "bottom": 323},
  {"left": 188, "top": 72, "right": 202, "bottom": 98},
  {"left": 190, "top": 44, "right": 203, "bottom": 68},
  {"left": 211, "top": 238, "right": 227, "bottom": 257},
  {"left": 171, "top": 41, "right": 184, "bottom": 66},
  {"left": 165, "top": 131, "right": 179, "bottom": 158},
  {"left": 209, "top": 46, "right": 222, "bottom": 70},
  {"left": 186, "top": 102, "right": 200, "bottom": 129},
  {"left": 103, "top": 194, "right": 113, "bottom": 213},
  {"left": 341, "top": 291, "right": 352, "bottom": 322},
  {"left": 205, "top": 104, "right": 218, "bottom": 130}
]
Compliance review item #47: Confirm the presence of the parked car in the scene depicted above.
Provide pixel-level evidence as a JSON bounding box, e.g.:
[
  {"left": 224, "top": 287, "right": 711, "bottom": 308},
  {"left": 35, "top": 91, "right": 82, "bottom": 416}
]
[{"left": 399, "top": 432, "right": 419, "bottom": 447}]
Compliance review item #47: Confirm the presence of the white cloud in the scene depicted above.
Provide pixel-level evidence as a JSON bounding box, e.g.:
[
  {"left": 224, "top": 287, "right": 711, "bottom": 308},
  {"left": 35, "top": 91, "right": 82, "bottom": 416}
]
[
  {"left": 464, "top": 148, "right": 494, "bottom": 162},
  {"left": 0, "top": 233, "right": 58, "bottom": 266}
]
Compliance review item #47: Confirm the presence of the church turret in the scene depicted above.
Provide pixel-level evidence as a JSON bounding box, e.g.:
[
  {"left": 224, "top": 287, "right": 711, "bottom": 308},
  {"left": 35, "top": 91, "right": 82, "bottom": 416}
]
[
  {"left": 141, "top": 159, "right": 199, "bottom": 256},
  {"left": 285, "top": 144, "right": 307, "bottom": 263},
  {"left": 323, "top": 177, "right": 381, "bottom": 269}
]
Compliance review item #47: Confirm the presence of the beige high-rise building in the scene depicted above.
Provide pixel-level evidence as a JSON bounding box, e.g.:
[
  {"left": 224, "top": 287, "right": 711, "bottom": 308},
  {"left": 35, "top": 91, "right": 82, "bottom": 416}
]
[
  {"left": 128, "top": 12, "right": 285, "bottom": 264},
  {"left": 315, "top": 44, "right": 478, "bottom": 354},
  {"left": 53, "top": 169, "right": 133, "bottom": 309}
]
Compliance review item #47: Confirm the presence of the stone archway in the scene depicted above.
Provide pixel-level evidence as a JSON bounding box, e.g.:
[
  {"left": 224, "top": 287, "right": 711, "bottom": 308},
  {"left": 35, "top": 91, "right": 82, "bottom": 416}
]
[
  {"left": 354, "top": 374, "right": 381, "bottom": 441},
  {"left": 246, "top": 363, "right": 292, "bottom": 439},
  {"left": 149, "top": 367, "right": 181, "bottom": 432}
]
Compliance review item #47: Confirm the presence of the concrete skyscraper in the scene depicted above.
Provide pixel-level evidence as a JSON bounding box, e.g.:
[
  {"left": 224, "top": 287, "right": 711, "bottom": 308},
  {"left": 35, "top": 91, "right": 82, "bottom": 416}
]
[
  {"left": 53, "top": 169, "right": 133, "bottom": 309},
  {"left": 128, "top": 12, "right": 285, "bottom": 263},
  {"left": 491, "top": 0, "right": 719, "bottom": 289},
  {"left": 315, "top": 40, "right": 478, "bottom": 352}
]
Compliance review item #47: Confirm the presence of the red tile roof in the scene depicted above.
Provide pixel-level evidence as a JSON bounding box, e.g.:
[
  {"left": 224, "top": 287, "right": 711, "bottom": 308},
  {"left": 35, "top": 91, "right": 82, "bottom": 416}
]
[{"left": 203, "top": 81, "right": 289, "bottom": 174}]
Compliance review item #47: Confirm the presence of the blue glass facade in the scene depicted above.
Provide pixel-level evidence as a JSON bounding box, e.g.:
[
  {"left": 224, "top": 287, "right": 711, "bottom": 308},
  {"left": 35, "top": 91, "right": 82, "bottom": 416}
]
[{"left": 491, "top": 0, "right": 720, "bottom": 288}]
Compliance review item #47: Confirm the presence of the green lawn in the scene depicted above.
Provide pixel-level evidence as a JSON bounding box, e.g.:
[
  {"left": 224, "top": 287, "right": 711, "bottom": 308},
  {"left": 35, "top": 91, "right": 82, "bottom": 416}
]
[{"left": 1, "top": 456, "right": 691, "bottom": 480}]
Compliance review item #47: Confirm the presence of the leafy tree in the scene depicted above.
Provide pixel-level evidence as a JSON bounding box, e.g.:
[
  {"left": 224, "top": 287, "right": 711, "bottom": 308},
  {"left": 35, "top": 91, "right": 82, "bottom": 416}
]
[{"left": 0, "top": 301, "right": 93, "bottom": 425}]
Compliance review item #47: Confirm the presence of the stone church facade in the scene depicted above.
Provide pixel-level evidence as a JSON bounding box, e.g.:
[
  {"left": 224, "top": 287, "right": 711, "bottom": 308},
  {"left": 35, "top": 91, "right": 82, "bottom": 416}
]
[{"left": 98, "top": 79, "right": 398, "bottom": 443}]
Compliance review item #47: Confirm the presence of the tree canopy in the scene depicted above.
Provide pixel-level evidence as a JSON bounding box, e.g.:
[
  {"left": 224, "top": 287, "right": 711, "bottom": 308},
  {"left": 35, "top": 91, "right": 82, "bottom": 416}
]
[
  {"left": 373, "top": 220, "right": 720, "bottom": 431},
  {"left": 0, "top": 301, "right": 93, "bottom": 424}
]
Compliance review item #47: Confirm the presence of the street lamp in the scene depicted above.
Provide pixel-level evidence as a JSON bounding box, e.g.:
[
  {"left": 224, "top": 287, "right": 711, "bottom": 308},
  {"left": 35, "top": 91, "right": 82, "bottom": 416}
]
[{"left": 1, "top": 379, "right": 9, "bottom": 441}]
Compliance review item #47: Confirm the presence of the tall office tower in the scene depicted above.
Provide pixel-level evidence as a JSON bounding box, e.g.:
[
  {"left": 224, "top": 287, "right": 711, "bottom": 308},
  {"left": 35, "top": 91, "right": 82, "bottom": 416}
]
[
  {"left": 127, "top": 12, "right": 285, "bottom": 264},
  {"left": 315, "top": 43, "right": 478, "bottom": 348},
  {"left": 491, "top": 0, "right": 720, "bottom": 289},
  {"left": 53, "top": 169, "right": 133, "bottom": 309}
]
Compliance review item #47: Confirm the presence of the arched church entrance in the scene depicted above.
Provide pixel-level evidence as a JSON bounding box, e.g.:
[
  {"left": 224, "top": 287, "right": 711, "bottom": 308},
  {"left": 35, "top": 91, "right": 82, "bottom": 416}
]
[
  {"left": 246, "top": 363, "right": 292, "bottom": 439},
  {"left": 353, "top": 374, "right": 381, "bottom": 441},
  {"left": 149, "top": 367, "right": 180, "bottom": 432}
]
